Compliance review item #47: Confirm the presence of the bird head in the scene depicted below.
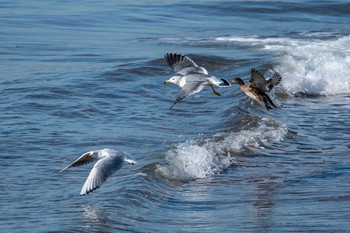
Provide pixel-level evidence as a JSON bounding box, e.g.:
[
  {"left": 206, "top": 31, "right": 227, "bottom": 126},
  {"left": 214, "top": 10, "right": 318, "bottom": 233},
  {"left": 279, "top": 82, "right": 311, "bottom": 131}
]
[
  {"left": 231, "top": 77, "right": 244, "bottom": 85},
  {"left": 164, "top": 76, "right": 181, "bottom": 85}
]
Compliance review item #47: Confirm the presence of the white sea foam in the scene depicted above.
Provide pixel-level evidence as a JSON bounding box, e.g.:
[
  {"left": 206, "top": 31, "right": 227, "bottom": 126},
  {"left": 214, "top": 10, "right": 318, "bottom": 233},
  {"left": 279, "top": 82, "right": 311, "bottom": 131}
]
[
  {"left": 203, "top": 118, "right": 287, "bottom": 153},
  {"left": 216, "top": 35, "right": 350, "bottom": 96},
  {"left": 157, "top": 118, "right": 287, "bottom": 181},
  {"left": 158, "top": 142, "right": 226, "bottom": 180}
]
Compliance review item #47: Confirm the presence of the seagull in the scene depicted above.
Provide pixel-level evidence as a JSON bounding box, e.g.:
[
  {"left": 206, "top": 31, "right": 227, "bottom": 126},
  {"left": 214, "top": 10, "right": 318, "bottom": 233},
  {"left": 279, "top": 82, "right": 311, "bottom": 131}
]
[
  {"left": 60, "top": 148, "right": 136, "bottom": 196},
  {"left": 249, "top": 68, "right": 282, "bottom": 92},
  {"left": 232, "top": 69, "right": 281, "bottom": 110},
  {"left": 163, "top": 53, "right": 231, "bottom": 109}
]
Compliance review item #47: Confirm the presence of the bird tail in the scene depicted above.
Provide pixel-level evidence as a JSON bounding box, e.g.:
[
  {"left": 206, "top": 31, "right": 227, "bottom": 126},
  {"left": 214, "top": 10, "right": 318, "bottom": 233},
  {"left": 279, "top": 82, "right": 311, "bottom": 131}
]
[
  {"left": 263, "top": 94, "right": 277, "bottom": 110},
  {"left": 219, "top": 78, "right": 231, "bottom": 86}
]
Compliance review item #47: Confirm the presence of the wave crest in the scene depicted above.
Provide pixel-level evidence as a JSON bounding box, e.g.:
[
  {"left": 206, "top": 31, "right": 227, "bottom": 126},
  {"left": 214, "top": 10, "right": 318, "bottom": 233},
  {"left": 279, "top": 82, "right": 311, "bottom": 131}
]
[
  {"left": 216, "top": 35, "right": 350, "bottom": 96},
  {"left": 157, "top": 118, "right": 287, "bottom": 181}
]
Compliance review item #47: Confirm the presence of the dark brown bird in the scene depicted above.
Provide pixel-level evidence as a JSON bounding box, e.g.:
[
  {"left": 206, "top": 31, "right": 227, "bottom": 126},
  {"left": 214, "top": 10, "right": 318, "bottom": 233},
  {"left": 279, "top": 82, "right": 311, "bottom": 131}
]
[{"left": 232, "top": 69, "right": 281, "bottom": 110}]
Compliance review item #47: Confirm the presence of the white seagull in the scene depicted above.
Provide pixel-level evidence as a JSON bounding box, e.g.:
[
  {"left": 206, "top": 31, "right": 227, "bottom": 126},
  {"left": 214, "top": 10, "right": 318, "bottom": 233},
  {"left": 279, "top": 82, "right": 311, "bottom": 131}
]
[
  {"left": 164, "top": 53, "right": 231, "bottom": 109},
  {"left": 60, "top": 148, "right": 136, "bottom": 196}
]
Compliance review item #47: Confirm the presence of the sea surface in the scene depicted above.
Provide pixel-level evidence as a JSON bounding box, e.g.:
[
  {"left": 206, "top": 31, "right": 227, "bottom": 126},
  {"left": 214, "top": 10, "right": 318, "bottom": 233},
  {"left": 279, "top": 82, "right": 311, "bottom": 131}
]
[{"left": 1, "top": 0, "right": 350, "bottom": 232}]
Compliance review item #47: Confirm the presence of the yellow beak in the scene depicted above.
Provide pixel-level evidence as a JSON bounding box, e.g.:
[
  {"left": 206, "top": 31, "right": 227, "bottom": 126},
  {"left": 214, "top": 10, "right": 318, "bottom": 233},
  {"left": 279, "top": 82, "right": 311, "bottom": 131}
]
[{"left": 164, "top": 79, "right": 170, "bottom": 84}]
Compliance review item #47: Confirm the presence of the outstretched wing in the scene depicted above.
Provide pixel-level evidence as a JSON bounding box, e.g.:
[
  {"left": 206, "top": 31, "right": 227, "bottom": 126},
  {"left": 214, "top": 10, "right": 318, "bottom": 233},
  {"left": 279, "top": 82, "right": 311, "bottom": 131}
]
[
  {"left": 60, "top": 151, "right": 97, "bottom": 172},
  {"left": 265, "top": 71, "right": 282, "bottom": 92},
  {"left": 80, "top": 154, "right": 125, "bottom": 195},
  {"left": 170, "top": 80, "right": 206, "bottom": 109},
  {"left": 249, "top": 68, "right": 266, "bottom": 91},
  {"left": 164, "top": 53, "right": 208, "bottom": 75}
]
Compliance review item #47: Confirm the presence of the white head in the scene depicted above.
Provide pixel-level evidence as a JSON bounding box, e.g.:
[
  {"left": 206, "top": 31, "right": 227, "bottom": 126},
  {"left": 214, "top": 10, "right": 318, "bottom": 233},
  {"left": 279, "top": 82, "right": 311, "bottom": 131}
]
[{"left": 164, "top": 76, "right": 182, "bottom": 86}]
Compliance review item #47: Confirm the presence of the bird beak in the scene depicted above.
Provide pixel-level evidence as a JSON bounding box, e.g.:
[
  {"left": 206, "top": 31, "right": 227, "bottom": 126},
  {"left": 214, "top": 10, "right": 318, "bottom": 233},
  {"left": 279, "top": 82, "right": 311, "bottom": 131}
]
[{"left": 164, "top": 79, "right": 170, "bottom": 84}]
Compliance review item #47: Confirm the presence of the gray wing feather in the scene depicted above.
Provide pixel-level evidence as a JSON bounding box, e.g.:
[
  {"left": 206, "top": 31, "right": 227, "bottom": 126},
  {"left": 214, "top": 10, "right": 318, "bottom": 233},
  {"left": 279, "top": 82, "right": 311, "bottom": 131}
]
[
  {"left": 164, "top": 53, "right": 208, "bottom": 75},
  {"left": 170, "top": 81, "right": 205, "bottom": 109},
  {"left": 80, "top": 155, "right": 124, "bottom": 195},
  {"left": 60, "top": 151, "right": 96, "bottom": 172}
]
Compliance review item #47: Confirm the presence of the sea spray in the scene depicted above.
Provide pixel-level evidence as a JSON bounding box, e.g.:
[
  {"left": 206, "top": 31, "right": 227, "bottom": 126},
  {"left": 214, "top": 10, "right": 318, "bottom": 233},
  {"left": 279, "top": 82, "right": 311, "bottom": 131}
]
[
  {"left": 216, "top": 34, "right": 350, "bottom": 96},
  {"left": 157, "top": 118, "right": 287, "bottom": 181}
]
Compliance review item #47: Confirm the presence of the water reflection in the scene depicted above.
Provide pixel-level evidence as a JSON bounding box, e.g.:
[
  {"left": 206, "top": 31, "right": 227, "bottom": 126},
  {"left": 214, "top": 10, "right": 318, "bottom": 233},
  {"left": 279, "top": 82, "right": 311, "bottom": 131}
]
[
  {"left": 81, "top": 205, "right": 112, "bottom": 232},
  {"left": 253, "top": 179, "right": 276, "bottom": 231}
]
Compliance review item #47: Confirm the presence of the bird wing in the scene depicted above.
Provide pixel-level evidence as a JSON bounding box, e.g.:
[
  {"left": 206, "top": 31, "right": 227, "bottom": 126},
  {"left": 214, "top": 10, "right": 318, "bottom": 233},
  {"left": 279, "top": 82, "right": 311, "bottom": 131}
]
[
  {"left": 170, "top": 80, "right": 206, "bottom": 109},
  {"left": 265, "top": 71, "right": 282, "bottom": 92},
  {"left": 249, "top": 68, "right": 267, "bottom": 92},
  {"left": 60, "top": 151, "right": 97, "bottom": 172},
  {"left": 80, "top": 154, "right": 125, "bottom": 195},
  {"left": 164, "top": 53, "right": 208, "bottom": 75}
]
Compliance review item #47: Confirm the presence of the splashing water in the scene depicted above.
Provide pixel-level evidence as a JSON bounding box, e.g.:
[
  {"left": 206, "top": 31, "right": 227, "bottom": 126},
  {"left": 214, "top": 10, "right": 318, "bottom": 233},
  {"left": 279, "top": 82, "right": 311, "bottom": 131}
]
[
  {"left": 158, "top": 142, "right": 224, "bottom": 181},
  {"left": 216, "top": 35, "right": 350, "bottom": 96},
  {"left": 157, "top": 118, "right": 287, "bottom": 181},
  {"left": 270, "top": 36, "right": 350, "bottom": 96}
]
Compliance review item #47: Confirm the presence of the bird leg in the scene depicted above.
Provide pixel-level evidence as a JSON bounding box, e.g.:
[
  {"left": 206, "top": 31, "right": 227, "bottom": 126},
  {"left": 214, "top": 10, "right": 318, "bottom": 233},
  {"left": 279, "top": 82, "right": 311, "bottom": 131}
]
[{"left": 209, "top": 83, "right": 221, "bottom": 96}]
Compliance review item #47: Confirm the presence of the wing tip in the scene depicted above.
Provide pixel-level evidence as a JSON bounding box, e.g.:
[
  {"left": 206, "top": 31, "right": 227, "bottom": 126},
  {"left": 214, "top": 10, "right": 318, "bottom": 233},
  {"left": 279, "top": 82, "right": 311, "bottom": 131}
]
[
  {"left": 59, "top": 167, "right": 68, "bottom": 173},
  {"left": 80, "top": 186, "right": 100, "bottom": 196},
  {"left": 251, "top": 68, "right": 263, "bottom": 76},
  {"left": 169, "top": 101, "right": 177, "bottom": 109}
]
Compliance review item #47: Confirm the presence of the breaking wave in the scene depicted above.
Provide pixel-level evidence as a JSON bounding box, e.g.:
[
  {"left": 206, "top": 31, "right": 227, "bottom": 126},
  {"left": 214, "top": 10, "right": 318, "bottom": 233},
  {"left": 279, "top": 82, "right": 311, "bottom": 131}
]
[
  {"left": 156, "top": 117, "right": 287, "bottom": 181},
  {"left": 216, "top": 34, "right": 350, "bottom": 96}
]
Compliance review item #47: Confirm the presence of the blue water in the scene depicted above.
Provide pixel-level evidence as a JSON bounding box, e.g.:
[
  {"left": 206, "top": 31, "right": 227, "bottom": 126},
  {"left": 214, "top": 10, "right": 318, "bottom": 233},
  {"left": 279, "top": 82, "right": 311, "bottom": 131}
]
[{"left": 1, "top": 0, "right": 350, "bottom": 232}]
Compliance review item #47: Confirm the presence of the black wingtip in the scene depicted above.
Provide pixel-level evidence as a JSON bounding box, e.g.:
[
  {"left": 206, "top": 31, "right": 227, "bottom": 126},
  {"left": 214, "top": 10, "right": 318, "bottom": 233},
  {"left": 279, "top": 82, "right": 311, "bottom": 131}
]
[
  {"left": 169, "top": 101, "right": 177, "bottom": 109},
  {"left": 164, "top": 53, "right": 172, "bottom": 67},
  {"left": 165, "top": 53, "right": 182, "bottom": 68},
  {"left": 80, "top": 186, "right": 100, "bottom": 196},
  {"left": 169, "top": 99, "right": 177, "bottom": 109}
]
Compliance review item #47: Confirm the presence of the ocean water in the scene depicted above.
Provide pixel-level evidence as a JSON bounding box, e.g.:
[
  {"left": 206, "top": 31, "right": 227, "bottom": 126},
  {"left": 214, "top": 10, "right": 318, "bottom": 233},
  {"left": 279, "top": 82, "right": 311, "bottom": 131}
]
[{"left": 1, "top": 0, "right": 350, "bottom": 232}]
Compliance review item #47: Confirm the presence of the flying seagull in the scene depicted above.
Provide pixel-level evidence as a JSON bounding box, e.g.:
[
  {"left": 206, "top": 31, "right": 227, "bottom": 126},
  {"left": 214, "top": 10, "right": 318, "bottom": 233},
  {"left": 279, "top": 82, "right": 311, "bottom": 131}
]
[
  {"left": 164, "top": 53, "right": 230, "bottom": 109},
  {"left": 60, "top": 148, "right": 136, "bottom": 195}
]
